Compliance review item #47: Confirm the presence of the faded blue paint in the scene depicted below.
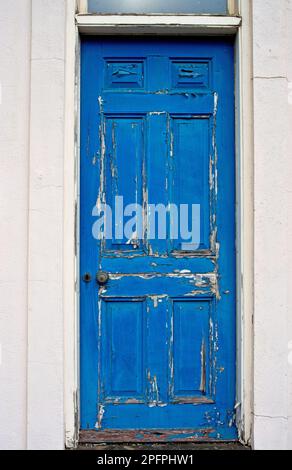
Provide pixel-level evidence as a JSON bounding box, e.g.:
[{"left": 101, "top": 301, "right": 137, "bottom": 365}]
[{"left": 80, "top": 38, "right": 236, "bottom": 439}]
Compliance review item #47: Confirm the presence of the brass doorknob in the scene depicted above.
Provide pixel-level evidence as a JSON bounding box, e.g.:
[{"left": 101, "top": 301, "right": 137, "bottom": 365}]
[{"left": 96, "top": 271, "right": 109, "bottom": 285}]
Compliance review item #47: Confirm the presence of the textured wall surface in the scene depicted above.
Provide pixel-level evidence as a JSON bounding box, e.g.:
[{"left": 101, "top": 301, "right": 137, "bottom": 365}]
[
  {"left": 0, "top": 0, "right": 31, "bottom": 450},
  {"left": 0, "top": 0, "right": 66, "bottom": 450},
  {"left": 252, "top": 0, "right": 292, "bottom": 450},
  {"left": 26, "top": 0, "right": 66, "bottom": 450}
]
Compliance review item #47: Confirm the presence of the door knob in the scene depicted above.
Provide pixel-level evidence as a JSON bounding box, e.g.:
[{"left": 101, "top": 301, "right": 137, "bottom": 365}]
[{"left": 96, "top": 271, "right": 109, "bottom": 285}]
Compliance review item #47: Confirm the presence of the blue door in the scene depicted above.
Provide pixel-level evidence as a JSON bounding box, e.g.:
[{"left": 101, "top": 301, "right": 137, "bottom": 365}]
[{"left": 80, "top": 38, "right": 236, "bottom": 441}]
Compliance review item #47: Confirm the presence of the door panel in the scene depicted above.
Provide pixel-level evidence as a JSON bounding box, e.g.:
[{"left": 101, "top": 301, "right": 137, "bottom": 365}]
[
  {"left": 101, "top": 299, "right": 146, "bottom": 401},
  {"left": 169, "top": 116, "right": 210, "bottom": 251},
  {"left": 171, "top": 300, "right": 211, "bottom": 401},
  {"left": 80, "top": 38, "right": 236, "bottom": 441}
]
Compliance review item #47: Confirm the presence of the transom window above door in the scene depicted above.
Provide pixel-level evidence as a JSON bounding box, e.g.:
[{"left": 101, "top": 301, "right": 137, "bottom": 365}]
[{"left": 87, "top": 0, "right": 231, "bottom": 15}]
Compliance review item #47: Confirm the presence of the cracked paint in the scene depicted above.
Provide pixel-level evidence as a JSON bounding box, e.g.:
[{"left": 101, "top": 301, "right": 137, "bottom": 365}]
[
  {"left": 96, "top": 404, "right": 105, "bottom": 429},
  {"left": 147, "top": 371, "right": 160, "bottom": 407}
]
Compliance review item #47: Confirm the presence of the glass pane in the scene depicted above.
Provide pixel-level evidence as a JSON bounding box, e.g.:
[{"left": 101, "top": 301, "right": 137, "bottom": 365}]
[{"left": 88, "top": 0, "right": 228, "bottom": 15}]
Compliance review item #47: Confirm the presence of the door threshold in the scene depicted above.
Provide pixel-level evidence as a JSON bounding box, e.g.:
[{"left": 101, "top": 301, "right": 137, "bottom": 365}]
[
  {"left": 77, "top": 441, "right": 248, "bottom": 451},
  {"left": 79, "top": 429, "right": 240, "bottom": 445}
]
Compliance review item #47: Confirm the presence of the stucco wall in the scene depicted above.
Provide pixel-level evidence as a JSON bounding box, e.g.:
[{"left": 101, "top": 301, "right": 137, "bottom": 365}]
[
  {"left": 0, "top": 0, "right": 292, "bottom": 450},
  {"left": 0, "top": 0, "right": 31, "bottom": 450},
  {"left": 252, "top": 0, "right": 292, "bottom": 450},
  {"left": 0, "top": 0, "right": 66, "bottom": 450},
  {"left": 26, "top": 0, "right": 66, "bottom": 450}
]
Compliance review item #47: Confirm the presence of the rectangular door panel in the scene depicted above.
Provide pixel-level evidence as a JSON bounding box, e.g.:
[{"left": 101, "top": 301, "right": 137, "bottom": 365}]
[
  {"left": 171, "top": 300, "right": 212, "bottom": 402},
  {"left": 101, "top": 299, "right": 146, "bottom": 401},
  {"left": 103, "top": 115, "right": 146, "bottom": 252},
  {"left": 169, "top": 116, "right": 211, "bottom": 252}
]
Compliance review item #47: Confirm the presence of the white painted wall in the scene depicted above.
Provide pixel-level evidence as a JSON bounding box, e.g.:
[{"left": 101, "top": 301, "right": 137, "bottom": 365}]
[
  {"left": 26, "top": 0, "right": 66, "bottom": 450},
  {"left": 252, "top": 0, "right": 292, "bottom": 450},
  {"left": 0, "top": 0, "right": 66, "bottom": 450},
  {"left": 0, "top": 0, "right": 292, "bottom": 450},
  {"left": 0, "top": 0, "right": 31, "bottom": 450}
]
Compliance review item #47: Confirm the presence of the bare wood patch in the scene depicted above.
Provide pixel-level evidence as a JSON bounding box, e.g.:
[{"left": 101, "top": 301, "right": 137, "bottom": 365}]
[{"left": 79, "top": 428, "right": 218, "bottom": 444}]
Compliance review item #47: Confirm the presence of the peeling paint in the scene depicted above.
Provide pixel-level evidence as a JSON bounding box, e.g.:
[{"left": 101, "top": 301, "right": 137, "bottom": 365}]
[
  {"left": 185, "top": 290, "right": 208, "bottom": 297},
  {"left": 106, "top": 272, "right": 219, "bottom": 298},
  {"left": 149, "top": 111, "right": 167, "bottom": 116},
  {"left": 153, "top": 296, "right": 158, "bottom": 308},
  {"left": 169, "top": 125, "right": 174, "bottom": 158},
  {"left": 79, "top": 428, "right": 217, "bottom": 444},
  {"left": 126, "top": 230, "right": 138, "bottom": 246},
  {"left": 96, "top": 96, "right": 106, "bottom": 211},
  {"left": 212, "top": 92, "right": 219, "bottom": 198},
  {"left": 149, "top": 294, "right": 167, "bottom": 308},
  {"left": 200, "top": 338, "right": 206, "bottom": 394},
  {"left": 147, "top": 371, "right": 160, "bottom": 407},
  {"left": 96, "top": 404, "right": 105, "bottom": 429}
]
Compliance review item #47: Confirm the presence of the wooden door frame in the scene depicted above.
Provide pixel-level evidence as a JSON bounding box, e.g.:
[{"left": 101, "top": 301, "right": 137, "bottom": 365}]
[{"left": 64, "top": 0, "right": 254, "bottom": 448}]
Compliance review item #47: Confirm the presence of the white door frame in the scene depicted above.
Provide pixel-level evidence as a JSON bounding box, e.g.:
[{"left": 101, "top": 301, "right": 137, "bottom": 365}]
[{"left": 64, "top": 0, "right": 254, "bottom": 448}]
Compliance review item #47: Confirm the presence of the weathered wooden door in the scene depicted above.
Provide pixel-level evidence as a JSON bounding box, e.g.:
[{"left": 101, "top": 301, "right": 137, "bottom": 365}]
[{"left": 80, "top": 38, "right": 236, "bottom": 441}]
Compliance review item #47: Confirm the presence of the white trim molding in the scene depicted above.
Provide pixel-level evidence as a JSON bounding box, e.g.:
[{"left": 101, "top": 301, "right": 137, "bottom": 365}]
[
  {"left": 76, "top": 14, "right": 241, "bottom": 35},
  {"left": 235, "top": 0, "right": 254, "bottom": 446},
  {"left": 77, "top": 0, "right": 88, "bottom": 14},
  {"left": 228, "top": 0, "right": 239, "bottom": 16},
  {"left": 27, "top": 0, "right": 67, "bottom": 450},
  {"left": 64, "top": 0, "right": 80, "bottom": 449}
]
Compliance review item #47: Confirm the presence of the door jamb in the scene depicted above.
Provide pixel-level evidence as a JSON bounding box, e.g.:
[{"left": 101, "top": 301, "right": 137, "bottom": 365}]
[{"left": 64, "top": 0, "right": 254, "bottom": 448}]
